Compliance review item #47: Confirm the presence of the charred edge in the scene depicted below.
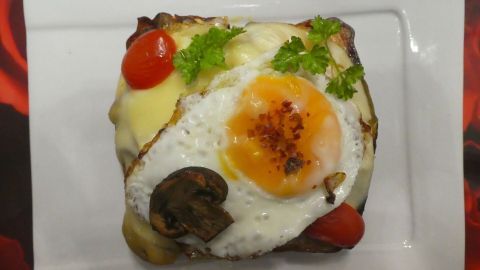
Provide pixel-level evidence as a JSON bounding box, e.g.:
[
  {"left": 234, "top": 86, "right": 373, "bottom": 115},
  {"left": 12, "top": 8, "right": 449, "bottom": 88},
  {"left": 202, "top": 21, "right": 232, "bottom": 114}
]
[
  {"left": 356, "top": 197, "right": 368, "bottom": 215},
  {"left": 360, "top": 118, "right": 371, "bottom": 133},
  {"left": 335, "top": 18, "right": 362, "bottom": 66},
  {"left": 126, "top": 12, "right": 227, "bottom": 49},
  {"left": 337, "top": 18, "right": 378, "bottom": 152},
  {"left": 181, "top": 244, "right": 266, "bottom": 261},
  {"left": 273, "top": 233, "right": 342, "bottom": 253},
  {"left": 335, "top": 18, "right": 378, "bottom": 153},
  {"left": 331, "top": 18, "right": 378, "bottom": 153},
  {"left": 126, "top": 16, "right": 156, "bottom": 49},
  {"left": 361, "top": 78, "right": 378, "bottom": 153},
  {"left": 326, "top": 192, "right": 336, "bottom": 204},
  {"left": 180, "top": 231, "right": 343, "bottom": 258}
]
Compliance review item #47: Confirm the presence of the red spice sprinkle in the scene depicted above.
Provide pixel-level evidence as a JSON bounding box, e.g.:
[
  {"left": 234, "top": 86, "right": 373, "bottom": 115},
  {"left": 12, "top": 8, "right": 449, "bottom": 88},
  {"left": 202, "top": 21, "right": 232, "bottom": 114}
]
[
  {"left": 281, "top": 101, "right": 293, "bottom": 113},
  {"left": 281, "top": 100, "right": 292, "bottom": 107},
  {"left": 248, "top": 99, "right": 306, "bottom": 175},
  {"left": 288, "top": 112, "right": 301, "bottom": 121},
  {"left": 286, "top": 143, "right": 296, "bottom": 154}
]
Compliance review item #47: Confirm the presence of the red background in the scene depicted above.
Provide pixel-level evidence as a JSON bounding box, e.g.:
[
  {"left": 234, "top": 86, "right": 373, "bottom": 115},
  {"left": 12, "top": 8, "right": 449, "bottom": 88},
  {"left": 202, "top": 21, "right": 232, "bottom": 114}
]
[
  {"left": 0, "top": 0, "right": 31, "bottom": 269},
  {"left": 464, "top": 0, "right": 480, "bottom": 269}
]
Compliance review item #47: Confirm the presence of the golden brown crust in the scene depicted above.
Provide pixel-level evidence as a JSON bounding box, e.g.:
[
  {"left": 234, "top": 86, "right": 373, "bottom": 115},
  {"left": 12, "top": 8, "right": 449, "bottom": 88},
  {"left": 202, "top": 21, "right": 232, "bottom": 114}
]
[
  {"left": 126, "top": 13, "right": 227, "bottom": 49},
  {"left": 274, "top": 233, "right": 342, "bottom": 253}
]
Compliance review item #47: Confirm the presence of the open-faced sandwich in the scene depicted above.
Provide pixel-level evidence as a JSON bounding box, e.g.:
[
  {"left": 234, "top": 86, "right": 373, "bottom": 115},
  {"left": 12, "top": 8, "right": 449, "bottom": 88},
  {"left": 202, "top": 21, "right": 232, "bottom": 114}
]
[{"left": 109, "top": 13, "right": 377, "bottom": 265}]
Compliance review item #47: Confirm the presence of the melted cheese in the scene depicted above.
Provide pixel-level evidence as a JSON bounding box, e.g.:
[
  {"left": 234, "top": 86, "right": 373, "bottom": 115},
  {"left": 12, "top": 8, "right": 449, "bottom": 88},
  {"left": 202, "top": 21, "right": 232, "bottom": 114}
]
[
  {"left": 225, "top": 23, "right": 311, "bottom": 67},
  {"left": 327, "top": 40, "right": 377, "bottom": 209},
  {"left": 109, "top": 22, "right": 310, "bottom": 169},
  {"left": 109, "top": 72, "right": 185, "bottom": 167}
]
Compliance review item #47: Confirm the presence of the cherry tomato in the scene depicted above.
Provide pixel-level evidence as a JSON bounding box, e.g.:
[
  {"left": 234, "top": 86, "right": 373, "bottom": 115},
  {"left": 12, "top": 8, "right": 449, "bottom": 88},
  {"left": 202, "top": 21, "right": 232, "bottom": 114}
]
[
  {"left": 305, "top": 202, "right": 365, "bottom": 248},
  {"left": 121, "top": 29, "right": 176, "bottom": 89}
]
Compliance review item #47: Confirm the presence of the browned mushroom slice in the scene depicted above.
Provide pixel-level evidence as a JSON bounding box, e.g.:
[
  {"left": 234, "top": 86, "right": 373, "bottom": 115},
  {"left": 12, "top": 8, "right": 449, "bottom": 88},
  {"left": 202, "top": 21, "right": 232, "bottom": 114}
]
[
  {"left": 324, "top": 172, "right": 346, "bottom": 204},
  {"left": 149, "top": 167, "right": 234, "bottom": 242}
]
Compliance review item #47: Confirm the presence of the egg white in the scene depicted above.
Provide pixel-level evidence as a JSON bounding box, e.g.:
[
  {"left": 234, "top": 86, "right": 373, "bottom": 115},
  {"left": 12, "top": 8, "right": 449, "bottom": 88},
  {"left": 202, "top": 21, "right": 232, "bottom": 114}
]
[{"left": 125, "top": 49, "right": 364, "bottom": 258}]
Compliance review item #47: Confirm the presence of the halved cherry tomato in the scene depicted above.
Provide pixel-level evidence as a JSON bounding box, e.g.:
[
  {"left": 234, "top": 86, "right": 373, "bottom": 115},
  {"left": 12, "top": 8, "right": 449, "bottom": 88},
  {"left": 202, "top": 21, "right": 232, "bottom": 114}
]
[
  {"left": 121, "top": 29, "right": 176, "bottom": 89},
  {"left": 305, "top": 202, "right": 365, "bottom": 248}
]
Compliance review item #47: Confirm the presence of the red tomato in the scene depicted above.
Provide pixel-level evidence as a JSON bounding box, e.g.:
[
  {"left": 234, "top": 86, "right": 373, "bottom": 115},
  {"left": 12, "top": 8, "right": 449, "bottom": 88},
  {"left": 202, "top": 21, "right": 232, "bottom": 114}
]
[
  {"left": 121, "top": 29, "right": 176, "bottom": 89},
  {"left": 305, "top": 203, "right": 365, "bottom": 248}
]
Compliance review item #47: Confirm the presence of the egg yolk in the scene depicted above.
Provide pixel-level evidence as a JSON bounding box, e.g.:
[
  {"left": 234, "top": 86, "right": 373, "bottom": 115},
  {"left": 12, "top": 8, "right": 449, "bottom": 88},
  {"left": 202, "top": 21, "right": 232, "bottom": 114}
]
[{"left": 226, "top": 75, "right": 342, "bottom": 197}]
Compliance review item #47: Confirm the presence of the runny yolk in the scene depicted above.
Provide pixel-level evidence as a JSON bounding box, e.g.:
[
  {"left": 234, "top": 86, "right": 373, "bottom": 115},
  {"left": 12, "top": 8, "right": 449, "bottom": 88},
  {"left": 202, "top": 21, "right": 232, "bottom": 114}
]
[{"left": 226, "top": 75, "right": 342, "bottom": 197}]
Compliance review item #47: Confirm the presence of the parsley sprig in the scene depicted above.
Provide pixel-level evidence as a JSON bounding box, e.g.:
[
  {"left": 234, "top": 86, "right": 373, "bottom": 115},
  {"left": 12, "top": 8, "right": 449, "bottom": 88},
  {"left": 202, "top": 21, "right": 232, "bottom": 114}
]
[
  {"left": 272, "top": 16, "right": 364, "bottom": 100},
  {"left": 173, "top": 27, "right": 245, "bottom": 84},
  {"left": 308, "top": 16, "right": 342, "bottom": 44},
  {"left": 326, "top": 64, "right": 364, "bottom": 100},
  {"left": 271, "top": 37, "right": 329, "bottom": 74}
]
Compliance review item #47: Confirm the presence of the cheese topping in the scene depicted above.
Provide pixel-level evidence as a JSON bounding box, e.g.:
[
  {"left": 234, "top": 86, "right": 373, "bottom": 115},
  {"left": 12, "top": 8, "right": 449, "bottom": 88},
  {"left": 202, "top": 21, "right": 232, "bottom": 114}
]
[{"left": 109, "top": 23, "right": 312, "bottom": 168}]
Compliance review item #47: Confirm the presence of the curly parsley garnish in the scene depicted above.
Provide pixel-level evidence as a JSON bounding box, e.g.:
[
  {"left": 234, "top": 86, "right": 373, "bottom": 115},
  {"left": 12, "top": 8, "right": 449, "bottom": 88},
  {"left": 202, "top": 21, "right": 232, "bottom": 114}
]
[
  {"left": 326, "top": 64, "right": 364, "bottom": 100},
  {"left": 308, "top": 15, "right": 342, "bottom": 43},
  {"left": 272, "top": 16, "right": 364, "bottom": 100},
  {"left": 173, "top": 27, "right": 245, "bottom": 84},
  {"left": 272, "top": 37, "right": 330, "bottom": 74}
]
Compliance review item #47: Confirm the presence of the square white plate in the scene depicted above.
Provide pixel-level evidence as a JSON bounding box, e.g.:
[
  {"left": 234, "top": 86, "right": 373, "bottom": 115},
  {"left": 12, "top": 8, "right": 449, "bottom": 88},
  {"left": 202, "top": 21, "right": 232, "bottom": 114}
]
[{"left": 25, "top": 0, "right": 464, "bottom": 269}]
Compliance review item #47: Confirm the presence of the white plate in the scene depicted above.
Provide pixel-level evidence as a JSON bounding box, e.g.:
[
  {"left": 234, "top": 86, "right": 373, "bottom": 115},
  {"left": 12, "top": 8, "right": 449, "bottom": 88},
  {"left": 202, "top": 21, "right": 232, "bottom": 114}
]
[{"left": 24, "top": 0, "right": 464, "bottom": 269}]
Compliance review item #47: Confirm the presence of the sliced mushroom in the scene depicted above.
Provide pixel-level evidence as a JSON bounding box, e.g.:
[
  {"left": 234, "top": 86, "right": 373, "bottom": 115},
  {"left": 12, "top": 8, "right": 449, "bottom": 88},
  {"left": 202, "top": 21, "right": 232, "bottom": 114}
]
[
  {"left": 149, "top": 167, "right": 234, "bottom": 242},
  {"left": 324, "top": 172, "right": 346, "bottom": 204}
]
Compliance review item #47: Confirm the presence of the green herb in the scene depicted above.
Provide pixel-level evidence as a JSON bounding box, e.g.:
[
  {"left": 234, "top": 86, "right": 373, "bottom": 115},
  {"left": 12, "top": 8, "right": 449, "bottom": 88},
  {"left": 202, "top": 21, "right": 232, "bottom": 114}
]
[
  {"left": 271, "top": 38, "right": 329, "bottom": 74},
  {"left": 301, "top": 45, "right": 329, "bottom": 74},
  {"left": 271, "top": 16, "right": 364, "bottom": 100},
  {"left": 173, "top": 27, "right": 245, "bottom": 84},
  {"left": 271, "top": 36, "right": 306, "bottom": 73},
  {"left": 326, "top": 64, "right": 364, "bottom": 100},
  {"left": 308, "top": 15, "right": 341, "bottom": 43}
]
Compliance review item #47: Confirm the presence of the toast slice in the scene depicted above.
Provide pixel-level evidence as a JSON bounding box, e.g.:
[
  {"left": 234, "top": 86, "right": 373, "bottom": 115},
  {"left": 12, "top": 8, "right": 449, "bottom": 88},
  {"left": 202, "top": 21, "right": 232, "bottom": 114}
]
[{"left": 116, "top": 13, "right": 377, "bottom": 264}]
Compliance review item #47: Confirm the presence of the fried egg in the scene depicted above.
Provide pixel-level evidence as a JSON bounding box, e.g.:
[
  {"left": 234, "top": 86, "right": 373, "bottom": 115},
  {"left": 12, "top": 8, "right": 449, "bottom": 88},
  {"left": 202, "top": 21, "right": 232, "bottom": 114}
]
[{"left": 125, "top": 50, "right": 364, "bottom": 258}]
